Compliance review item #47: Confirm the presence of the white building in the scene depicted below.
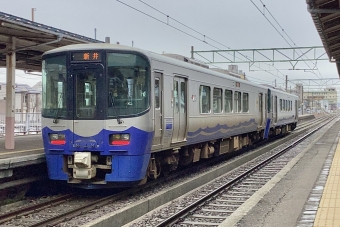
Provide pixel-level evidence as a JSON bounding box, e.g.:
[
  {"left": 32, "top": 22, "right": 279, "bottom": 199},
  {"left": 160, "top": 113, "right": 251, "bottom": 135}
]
[{"left": 0, "top": 82, "right": 42, "bottom": 114}]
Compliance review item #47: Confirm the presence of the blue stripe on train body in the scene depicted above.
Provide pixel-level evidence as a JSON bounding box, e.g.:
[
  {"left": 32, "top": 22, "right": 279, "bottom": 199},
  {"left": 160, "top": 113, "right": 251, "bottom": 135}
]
[
  {"left": 42, "top": 126, "right": 153, "bottom": 182},
  {"left": 186, "top": 118, "right": 258, "bottom": 144},
  {"left": 276, "top": 115, "right": 295, "bottom": 126}
]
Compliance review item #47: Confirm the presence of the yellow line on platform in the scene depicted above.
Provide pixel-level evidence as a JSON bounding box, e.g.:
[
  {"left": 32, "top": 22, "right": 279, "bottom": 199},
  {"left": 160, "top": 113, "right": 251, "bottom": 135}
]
[
  {"left": 0, "top": 148, "right": 44, "bottom": 156},
  {"left": 313, "top": 139, "right": 340, "bottom": 227}
]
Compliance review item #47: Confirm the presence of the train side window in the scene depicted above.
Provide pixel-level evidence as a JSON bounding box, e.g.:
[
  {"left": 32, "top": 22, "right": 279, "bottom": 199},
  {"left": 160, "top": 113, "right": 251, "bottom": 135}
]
[
  {"left": 225, "top": 89, "right": 233, "bottom": 113},
  {"left": 213, "top": 88, "right": 222, "bottom": 113},
  {"left": 283, "top": 99, "right": 286, "bottom": 111},
  {"left": 199, "top": 85, "right": 211, "bottom": 114},
  {"left": 291, "top": 101, "right": 293, "bottom": 111},
  {"left": 155, "top": 79, "right": 160, "bottom": 109},
  {"left": 174, "top": 81, "right": 179, "bottom": 114},
  {"left": 280, "top": 99, "right": 282, "bottom": 111},
  {"left": 234, "top": 91, "right": 241, "bottom": 113},
  {"left": 180, "top": 82, "right": 186, "bottom": 113},
  {"left": 243, "top": 93, "right": 249, "bottom": 112}
]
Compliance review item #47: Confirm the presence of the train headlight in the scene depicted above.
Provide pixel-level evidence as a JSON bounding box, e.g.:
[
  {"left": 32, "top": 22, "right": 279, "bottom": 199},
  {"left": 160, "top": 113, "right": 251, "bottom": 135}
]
[
  {"left": 49, "top": 133, "right": 66, "bottom": 145},
  {"left": 109, "top": 133, "right": 130, "bottom": 145}
]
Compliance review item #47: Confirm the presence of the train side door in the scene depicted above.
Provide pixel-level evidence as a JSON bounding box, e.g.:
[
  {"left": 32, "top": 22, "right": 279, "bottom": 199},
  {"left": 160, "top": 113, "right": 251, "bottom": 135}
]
[
  {"left": 264, "top": 89, "right": 272, "bottom": 139},
  {"left": 152, "top": 73, "right": 163, "bottom": 147},
  {"left": 172, "top": 76, "right": 187, "bottom": 143},
  {"left": 273, "top": 96, "right": 277, "bottom": 123},
  {"left": 259, "top": 93, "right": 264, "bottom": 126},
  {"left": 295, "top": 100, "right": 298, "bottom": 119}
]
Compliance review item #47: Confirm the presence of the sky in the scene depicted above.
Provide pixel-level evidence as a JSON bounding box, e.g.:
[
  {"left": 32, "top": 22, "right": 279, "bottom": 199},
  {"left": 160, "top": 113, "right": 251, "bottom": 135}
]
[{"left": 0, "top": 0, "right": 338, "bottom": 91}]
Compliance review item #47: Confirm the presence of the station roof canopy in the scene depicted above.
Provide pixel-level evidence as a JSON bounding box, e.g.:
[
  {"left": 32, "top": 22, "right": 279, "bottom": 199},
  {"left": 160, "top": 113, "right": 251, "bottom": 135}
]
[
  {"left": 306, "top": 0, "right": 340, "bottom": 77},
  {"left": 0, "top": 11, "right": 103, "bottom": 72}
]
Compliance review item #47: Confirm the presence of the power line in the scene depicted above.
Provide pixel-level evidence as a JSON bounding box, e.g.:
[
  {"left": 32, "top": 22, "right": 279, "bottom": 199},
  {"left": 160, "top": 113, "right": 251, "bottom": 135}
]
[
  {"left": 252, "top": 0, "right": 324, "bottom": 82},
  {"left": 117, "top": 0, "right": 296, "bottom": 87}
]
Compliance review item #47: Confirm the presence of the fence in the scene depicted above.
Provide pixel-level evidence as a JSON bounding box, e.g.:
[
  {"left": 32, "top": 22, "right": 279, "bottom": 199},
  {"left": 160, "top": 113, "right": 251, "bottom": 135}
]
[{"left": 0, "top": 112, "right": 42, "bottom": 137}]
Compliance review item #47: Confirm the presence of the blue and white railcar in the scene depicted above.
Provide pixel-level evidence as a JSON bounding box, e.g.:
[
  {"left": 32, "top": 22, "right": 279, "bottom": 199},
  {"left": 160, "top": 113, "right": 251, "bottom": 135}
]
[{"left": 41, "top": 43, "right": 298, "bottom": 188}]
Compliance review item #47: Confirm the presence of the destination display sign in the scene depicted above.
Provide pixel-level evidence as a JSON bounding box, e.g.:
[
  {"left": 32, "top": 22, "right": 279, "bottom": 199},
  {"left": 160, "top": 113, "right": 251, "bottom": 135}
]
[{"left": 71, "top": 51, "right": 102, "bottom": 62}]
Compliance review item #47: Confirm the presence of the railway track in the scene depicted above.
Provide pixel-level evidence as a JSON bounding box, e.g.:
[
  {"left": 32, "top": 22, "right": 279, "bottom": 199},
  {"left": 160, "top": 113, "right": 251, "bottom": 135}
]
[
  {"left": 128, "top": 115, "right": 336, "bottom": 227},
  {"left": 0, "top": 114, "right": 334, "bottom": 227}
]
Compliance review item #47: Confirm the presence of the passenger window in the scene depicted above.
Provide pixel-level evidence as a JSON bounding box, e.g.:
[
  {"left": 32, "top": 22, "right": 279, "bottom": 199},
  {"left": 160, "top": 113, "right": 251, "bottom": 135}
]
[
  {"left": 234, "top": 91, "right": 242, "bottom": 113},
  {"left": 291, "top": 101, "right": 293, "bottom": 111},
  {"left": 243, "top": 93, "right": 249, "bottom": 112},
  {"left": 280, "top": 99, "right": 282, "bottom": 111},
  {"left": 283, "top": 100, "right": 286, "bottom": 111},
  {"left": 155, "top": 79, "right": 160, "bottom": 109},
  {"left": 180, "top": 82, "right": 186, "bottom": 114},
  {"left": 174, "top": 81, "right": 179, "bottom": 114},
  {"left": 200, "top": 85, "right": 211, "bottom": 113},
  {"left": 225, "top": 90, "right": 233, "bottom": 113},
  {"left": 213, "top": 88, "right": 222, "bottom": 113}
]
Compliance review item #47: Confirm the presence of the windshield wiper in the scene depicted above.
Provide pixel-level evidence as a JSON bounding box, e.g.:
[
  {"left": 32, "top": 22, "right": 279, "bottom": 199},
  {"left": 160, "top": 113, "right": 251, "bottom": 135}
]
[
  {"left": 109, "top": 95, "right": 123, "bottom": 124},
  {"left": 53, "top": 108, "right": 60, "bottom": 124}
]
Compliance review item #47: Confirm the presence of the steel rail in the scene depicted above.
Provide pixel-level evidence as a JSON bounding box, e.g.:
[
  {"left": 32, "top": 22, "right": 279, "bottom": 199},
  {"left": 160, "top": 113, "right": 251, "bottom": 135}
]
[
  {"left": 0, "top": 194, "right": 73, "bottom": 224},
  {"left": 155, "top": 116, "right": 335, "bottom": 226}
]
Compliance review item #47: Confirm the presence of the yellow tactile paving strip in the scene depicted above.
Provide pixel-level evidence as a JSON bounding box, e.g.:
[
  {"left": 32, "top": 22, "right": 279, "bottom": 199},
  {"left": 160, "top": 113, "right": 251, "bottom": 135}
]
[{"left": 314, "top": 142, "right": 340, "bottom": 227}]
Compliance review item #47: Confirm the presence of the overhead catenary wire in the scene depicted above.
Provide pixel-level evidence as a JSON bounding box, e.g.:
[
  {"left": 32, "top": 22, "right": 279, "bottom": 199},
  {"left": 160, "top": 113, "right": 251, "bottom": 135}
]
[
  {"left": 118, "top": 0, "right": 296, "bottom": 87},
  {"left": 258, "top": 0, "right": 319, "bottom": 67},
  {"left": 138, "top": 0, "right": 290, "bottom": 81},
  {"left": 253, "top": 0, "right": 324, "bottom": 86}
]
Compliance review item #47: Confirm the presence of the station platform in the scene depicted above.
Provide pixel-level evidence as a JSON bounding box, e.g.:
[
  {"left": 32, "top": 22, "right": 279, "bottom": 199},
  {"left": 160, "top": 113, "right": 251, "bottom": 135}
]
[
  {"left": 0, "top": 134, "right": 44, "bottom": 170},
  {"left": 312, "top": 138, "right": 340, "bottom": 227}
]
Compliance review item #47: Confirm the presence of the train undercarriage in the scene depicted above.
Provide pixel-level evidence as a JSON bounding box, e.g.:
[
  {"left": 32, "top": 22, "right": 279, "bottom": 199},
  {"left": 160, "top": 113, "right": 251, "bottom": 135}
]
[
  {"left": 146, "top": 123, "right": 296, "bottom": 182},
  {"left": 63, "top": 123, "right": 296, "bottom": 187}
]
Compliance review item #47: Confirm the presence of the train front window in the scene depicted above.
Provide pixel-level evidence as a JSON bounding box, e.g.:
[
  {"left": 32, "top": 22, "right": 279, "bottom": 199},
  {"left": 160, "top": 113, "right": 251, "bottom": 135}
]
[
  {"left": 42, "top": 55, "right": 67, "bottom": 118},
  {"left": 107, "top": 53, "right": 150, "bottom": 117}
]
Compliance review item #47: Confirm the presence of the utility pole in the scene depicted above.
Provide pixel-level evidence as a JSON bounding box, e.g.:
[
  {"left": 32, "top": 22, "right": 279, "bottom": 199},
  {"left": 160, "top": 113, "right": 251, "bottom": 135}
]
[
  {"left": 31, "top": 8, "right": 36, "bottom": 22},
  {"left": 285, "top": 75, "right": 288, "bottom": 91},
  {"left": 94, "top": 28, "right": 97, "bottom": 39}
]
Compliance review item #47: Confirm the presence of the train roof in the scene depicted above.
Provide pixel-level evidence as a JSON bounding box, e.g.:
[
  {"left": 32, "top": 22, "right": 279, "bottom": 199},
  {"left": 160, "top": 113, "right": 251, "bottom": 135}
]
[{"left": 43, "top": 43, "right": 297, "bottom": 97}]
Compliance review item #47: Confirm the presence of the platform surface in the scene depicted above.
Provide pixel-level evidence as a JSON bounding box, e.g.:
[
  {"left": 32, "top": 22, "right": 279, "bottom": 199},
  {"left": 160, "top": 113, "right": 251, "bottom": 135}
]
[{"left": 313, "top": 139, "right": 340, "bottom": 227}]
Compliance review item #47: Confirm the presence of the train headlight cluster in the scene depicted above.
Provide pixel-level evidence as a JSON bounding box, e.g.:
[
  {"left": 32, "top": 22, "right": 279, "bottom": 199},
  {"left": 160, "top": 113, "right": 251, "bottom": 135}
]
[
  {"left": 49, "top": 133, "right": 66, "bottom": 145},
  {"left": 109, "top": 133, "right": 130, "bottom": 145}
]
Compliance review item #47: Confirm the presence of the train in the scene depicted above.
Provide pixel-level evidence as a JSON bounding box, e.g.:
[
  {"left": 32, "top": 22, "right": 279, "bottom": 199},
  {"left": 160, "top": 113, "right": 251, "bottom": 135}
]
[{"left": 41, "top": 43, "right": 298, "bottom": 189}]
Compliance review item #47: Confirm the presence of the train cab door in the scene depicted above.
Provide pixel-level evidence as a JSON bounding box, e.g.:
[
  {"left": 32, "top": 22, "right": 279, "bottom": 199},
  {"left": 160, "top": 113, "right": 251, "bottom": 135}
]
[
  {"left": 70, "top": 64, "right": 105, "bottom": 139},
  {"left": 172, "top": 76, "right": 187, "bottom": 143},
  {"left": 152, "top": 73, "right": 163, "bottom": 147}
]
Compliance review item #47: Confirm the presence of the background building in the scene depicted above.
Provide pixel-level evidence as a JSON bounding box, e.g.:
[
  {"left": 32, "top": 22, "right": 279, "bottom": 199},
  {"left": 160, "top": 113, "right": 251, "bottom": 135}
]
[
  {"left": 302, "top": 87, "right": 337, "bottom": 113},
  {"left": 0, "top": 81, "right": 42, "bottom": 115}
]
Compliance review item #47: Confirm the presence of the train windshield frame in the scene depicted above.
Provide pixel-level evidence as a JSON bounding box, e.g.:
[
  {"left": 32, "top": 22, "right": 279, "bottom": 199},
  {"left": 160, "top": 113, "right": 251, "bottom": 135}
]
[
  {"left": 42, "top": 50, "right": 151, "bottom": 120},
  {"left": 42, "top": 54, "right": 68, "bottom": 119},
  {"left": 106, "top": 52, "right": 150, "bottom": 118}
]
